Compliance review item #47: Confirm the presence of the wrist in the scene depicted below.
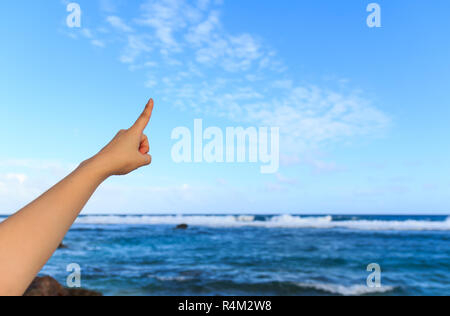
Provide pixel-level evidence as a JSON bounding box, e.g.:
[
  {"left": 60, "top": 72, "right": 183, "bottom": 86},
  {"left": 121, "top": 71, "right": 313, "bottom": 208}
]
[{"left": 79, "top": 154, "right": 112, "bottom": 182}]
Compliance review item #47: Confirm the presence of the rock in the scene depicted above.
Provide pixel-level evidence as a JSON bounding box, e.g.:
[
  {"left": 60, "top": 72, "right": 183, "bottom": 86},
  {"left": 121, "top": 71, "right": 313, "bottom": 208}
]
[
  {"left": 58, "top": 243, "right": 67, "bottom": 249},
  {"left": 23, "top": 276, "right": 102, "bottom": 296},
  {"left": 24, "top": 276, "right": 68, "bottom": 296},
  {"left": 175, "top": 224, "right": 189, "bottom": 230}
]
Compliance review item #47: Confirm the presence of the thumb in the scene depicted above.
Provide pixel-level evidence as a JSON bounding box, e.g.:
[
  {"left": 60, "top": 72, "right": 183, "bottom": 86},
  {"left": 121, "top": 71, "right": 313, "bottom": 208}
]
[{"left": 138, "top": 154, "right": 152, "bottom": 167}]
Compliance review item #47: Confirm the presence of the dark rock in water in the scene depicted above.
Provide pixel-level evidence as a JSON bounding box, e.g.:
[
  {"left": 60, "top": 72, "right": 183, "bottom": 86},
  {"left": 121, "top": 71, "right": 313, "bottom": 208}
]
[
  {"left": 58, "top": 243, "right": 67, "bottom": 249},
  {"left": 23, "top": 276, "right": 102, "bottom": 296},
  {"left": 175, "top": 224, "right": 189, "bottom": 230},
  {"left": 24, "top": 276, "right": 68, "bottom": 296}
]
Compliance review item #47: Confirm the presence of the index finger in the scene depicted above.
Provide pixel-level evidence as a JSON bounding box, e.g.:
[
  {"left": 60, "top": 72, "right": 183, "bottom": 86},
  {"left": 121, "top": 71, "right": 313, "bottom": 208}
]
[{"left": 131, "top": 98, "right": 154, "bottom": 132}]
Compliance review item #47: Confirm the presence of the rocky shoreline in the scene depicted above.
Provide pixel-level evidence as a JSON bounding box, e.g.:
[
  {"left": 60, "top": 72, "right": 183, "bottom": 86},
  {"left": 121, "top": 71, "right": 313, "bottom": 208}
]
[
  {"left": 24, "top": 276, "right": 102, "bottom": 296},
  {"left": 24, "top": 227, "right": 189, "bottom": 296}
]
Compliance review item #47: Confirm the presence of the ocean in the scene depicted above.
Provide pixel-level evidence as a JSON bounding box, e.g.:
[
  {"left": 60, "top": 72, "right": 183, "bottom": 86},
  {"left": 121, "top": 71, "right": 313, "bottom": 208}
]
[{"left": 2, "top": 214, "right": 449, "bottom": 296}]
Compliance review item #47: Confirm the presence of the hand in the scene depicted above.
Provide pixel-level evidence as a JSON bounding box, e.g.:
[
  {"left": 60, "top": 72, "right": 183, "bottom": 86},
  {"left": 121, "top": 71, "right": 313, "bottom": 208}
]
[{"left": 91, "top": 99, "right": 154, "bottom": 177}]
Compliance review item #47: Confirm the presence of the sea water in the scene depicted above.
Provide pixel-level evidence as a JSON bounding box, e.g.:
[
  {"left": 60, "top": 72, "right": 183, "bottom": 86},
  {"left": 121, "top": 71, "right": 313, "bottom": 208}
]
[{"left": 2, "top": 214, "right": 448, "bottom": 296}]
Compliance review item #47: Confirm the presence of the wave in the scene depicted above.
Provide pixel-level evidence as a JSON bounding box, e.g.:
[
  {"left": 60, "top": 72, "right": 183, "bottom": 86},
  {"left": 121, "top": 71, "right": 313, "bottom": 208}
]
[
  {"left": 144, "top": 277, "right": 397, "bottom": 296},
  {"left": 294, "top": 282, "right": 396, "bottom": 296},
  {"left": 74, "top": 214, "right": 450, "bottom": 231}
]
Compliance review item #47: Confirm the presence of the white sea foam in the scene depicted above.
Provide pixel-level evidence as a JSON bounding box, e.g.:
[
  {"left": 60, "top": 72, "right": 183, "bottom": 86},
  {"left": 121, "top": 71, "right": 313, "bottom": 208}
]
[
  {"left": 295, "top": 282, "right": 395, "bottom": 296},
  {"left": 74, "top": 214, "right": 450, "bottom": 231}
]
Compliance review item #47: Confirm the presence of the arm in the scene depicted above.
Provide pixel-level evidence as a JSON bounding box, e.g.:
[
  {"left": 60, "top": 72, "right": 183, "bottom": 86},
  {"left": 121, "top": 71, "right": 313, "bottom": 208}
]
[{"left": 0, "top": 99, "right": 154, "bottom": 296}]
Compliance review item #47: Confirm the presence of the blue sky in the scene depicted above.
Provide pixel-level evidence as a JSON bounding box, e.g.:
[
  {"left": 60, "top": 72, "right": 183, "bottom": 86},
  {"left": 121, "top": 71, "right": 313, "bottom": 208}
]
[{"left": 0, "top": 0, "right": 449, "bottom": 214}]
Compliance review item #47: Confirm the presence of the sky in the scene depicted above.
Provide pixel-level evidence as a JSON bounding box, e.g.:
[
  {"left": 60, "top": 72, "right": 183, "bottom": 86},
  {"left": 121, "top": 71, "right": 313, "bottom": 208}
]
[{"left": 0, "top": 0, "right": 449, "bottom": 215}]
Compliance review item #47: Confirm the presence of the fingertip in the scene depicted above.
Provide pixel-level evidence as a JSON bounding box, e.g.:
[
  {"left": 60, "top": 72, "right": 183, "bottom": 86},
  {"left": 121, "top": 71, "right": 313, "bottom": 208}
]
[
  {"left": 147, "top": 98, "right": 154, "bottom": 111},
  {"left": 132, "top": 99, "right": 154, "bottom": 131},
  {"left": 144, "top": 98, "right": 154, "bottom": 118}
]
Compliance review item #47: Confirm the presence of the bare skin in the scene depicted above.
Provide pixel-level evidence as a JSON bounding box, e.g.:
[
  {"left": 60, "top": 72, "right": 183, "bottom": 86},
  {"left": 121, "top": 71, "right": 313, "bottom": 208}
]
[{"left": 0, "top": 99, "right": 154, "bottom": 296}]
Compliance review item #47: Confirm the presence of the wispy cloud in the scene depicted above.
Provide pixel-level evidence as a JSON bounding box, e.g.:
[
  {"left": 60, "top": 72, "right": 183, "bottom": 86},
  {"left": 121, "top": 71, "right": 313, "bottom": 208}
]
[
  {"left": 91, "top": 39, "right": 106, "bottom": 47},
  {"left": 136, "top": 0, "right": 198, "bottom": 50},
  {"left": 120, "top": 34, "right": 153, "bottom": 63},
  {"left": 160, "top": 79, "right": 390, "bottom": 156},
  {"left": 106, "top": 16, "right": 134, "bottom": 32},
  {"left": 90, "top": 0, "right": 275, "bottom": 71},
  {"left": 65, "top": 0, "right": 390, "bottom": 164},
  {"left": 78, "top": 28, "right": 106, "bottom": 48}
]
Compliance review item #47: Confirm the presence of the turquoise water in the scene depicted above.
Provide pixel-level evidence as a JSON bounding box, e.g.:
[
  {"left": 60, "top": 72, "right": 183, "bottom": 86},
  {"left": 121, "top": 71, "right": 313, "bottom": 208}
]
[{"left": 8, "top": 214, "right": 449, "bottom": 296}]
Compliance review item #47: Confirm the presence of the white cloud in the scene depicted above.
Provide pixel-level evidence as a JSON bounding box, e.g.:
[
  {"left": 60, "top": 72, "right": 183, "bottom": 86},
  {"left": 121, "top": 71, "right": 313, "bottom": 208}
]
[
  {"left": 0, "top": 159, "right": 250, "bottom": 214},
  {"left": 0, "top": 159, "right": 77, "bottom": 213},
  {"left": 273, "top": 80, "right": 293, "bottom": 90},
  {"left": 0, "top": 172, "right": 41, "bottom": 213},
  {"left": 244, "top": 86, "right": 390, "bottom": 151},
  {"left": 145, "top": 77, "right": 158, "bottom": 88},
  {"left": 136, "top": 0, "right": 202, "bottom": 49},
  {"left": 106, "top": 16, "right": 134, "bottom": 32},
  {"left": 78, "top": 28, "right": 107, "bottom": 48},
  {"left": 163, "top": 78, "right": 390, "bottom": 157},
  {"left": 81, "top": 28, "right": 93, "bottom": 39},
  {"left": 100, "top": 0, "right": 271, "bottom": 72},
  {"left": 120, "top": 35, "right": 153, "bottom": 63},
  {"left": 197, "top": 0, "right": 211, "bottom": 10},
  {"left": 65, "top": 0, "right": 390, "bottom": 164},
  {"left": 3, "top": 173, "right": 27, "bottom": 184},
  {"left": 91, "top": 39, "right": 105, "bottom": 47},
  {"left": 100, "top": 0, "right": 119, "bottom": 13},
  {"left": 185, "top": 10, "right": 220, "bottom": 46},
  {"left": 193, "top": 33, "right": 263, "bottom": 72},
  {"left": 66, "top": 1, "right": 275, "bottom": 73}
]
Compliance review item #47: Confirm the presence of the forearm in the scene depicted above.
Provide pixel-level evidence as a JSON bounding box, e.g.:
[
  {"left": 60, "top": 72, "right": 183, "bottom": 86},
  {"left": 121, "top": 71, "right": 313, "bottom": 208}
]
[
  {"left": 0, "top": 156, "right": 108, "bottom": 296},
  {"left": 0, "top": 98, "right": 153, "bottom": 296}
]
